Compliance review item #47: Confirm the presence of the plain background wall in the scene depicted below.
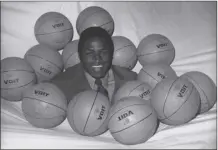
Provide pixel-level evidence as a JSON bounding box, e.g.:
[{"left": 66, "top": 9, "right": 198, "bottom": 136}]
[{"left": 1, "top": 2, "right": 216, "bottom": 83}]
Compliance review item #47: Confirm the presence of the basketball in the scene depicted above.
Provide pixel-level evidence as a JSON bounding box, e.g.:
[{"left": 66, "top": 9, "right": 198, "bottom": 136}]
[
  {"left": 180, "top": 71, "right": 217, "bottom": 114},
  {"left": 34, "top": 11, "right": 74, "bottom": 51},
  {"left": 62, "top": 40, "right": 80, "bottom": 69},
  {"left": 151, "top": 77, "right": 200, "bottom": 126},
  {"left": 21, "top": 82, "right": 68, "bottom": 129},
  {"left": 113, "top": 80, "right": 152, "bottom": 105},
  {"left": 24, "top": 44, "right": 64, "bottom": 82},
  {"left": 112, "top": 36, "right": 138, "bottom": 70},
  {"left": 67, "top": 90, "right": 110, "bottom": 136},
  {"left": 137, "top": 64, "right": 177, "bottom": 89},
  {"left": 108, "top": 96, "right": 158, "bottom": 145},
  {"left": 76, "top": 6, "right": 114, "bottom": 36},
  {"left": 1, "top": 57, "right": 36, "bottom": 101},
  {"left": 137, "top": 34, "right": 175, "bottom": 66}
]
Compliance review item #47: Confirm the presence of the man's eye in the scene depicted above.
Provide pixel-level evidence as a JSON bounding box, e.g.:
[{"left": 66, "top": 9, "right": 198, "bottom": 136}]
[
  {"left": 86, "top": 52, "right": 93, "bottom": 55},
  {"left": 102, "top": 51, "right": 109, "bottom": 54}
]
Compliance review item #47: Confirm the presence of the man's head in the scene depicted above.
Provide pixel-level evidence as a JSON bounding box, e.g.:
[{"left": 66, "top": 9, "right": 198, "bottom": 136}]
[{"left": 78, "top": 27, "right": 114, "bottom": 79}]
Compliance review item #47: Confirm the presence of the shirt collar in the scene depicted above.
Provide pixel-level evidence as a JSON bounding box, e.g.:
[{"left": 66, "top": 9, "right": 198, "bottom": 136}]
[{"left": 84, "top": 70, "right": 110, "bottom": 89}]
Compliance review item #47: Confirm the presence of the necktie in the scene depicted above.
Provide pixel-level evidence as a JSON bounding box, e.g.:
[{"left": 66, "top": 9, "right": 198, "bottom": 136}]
[{"left": 95, "top": 79, "right": 109, "bottom": 98}]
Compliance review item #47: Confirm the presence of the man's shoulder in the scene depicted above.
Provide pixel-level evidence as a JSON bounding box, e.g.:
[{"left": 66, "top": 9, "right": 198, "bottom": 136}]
[{"left": 52, "top": 63, "right": 84, "bottom": 81}]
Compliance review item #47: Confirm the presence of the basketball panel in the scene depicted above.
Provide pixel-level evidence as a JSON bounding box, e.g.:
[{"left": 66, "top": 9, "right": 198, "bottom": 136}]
[
  {"left": 25, "top": 45, "right": 64, "bottom": 69},
  {"left": 23, "top": 113, "right": 66, "bottom": 129},
  {"left": 111, "top": 112, "right": 157, "bottom": 145},
  {"left": 109, "top": 104, "right": 152, "bottom": 133},
  {"left": 84, "top": 94, "right": 110, "bottom": 134},
  {"left": 1, "top": 57, "right": 34, "bottom": 72},
  {"left": 36, "top": 29, "right": 74, "bottom": 50},
  {"left": 72, "top": 91, "right": 97, "bottom": 133},
  {"left": 76, "top": 7, "right": 105, "bottom": 32},
  {"left": 35, "top": 13, "right": 72, "bottom": 34},
  {"left": 62, "top": 40, "right": 79, "bottom": 65},
  {"left": 25, "top": 55, "right": 62, "bottom": 80},
  {"left": 1, "top": 71, "right": 35, "bottom": 89},
  {"left": 78, "top": 11, "right": 114, "bottom": 35},
  {"left": 1, "top": 79, "right": 35, "bottom": 101},
  {"left": 22, "top": 97, "right": 66, "bottom": 119},
  {"left": 163, "top": 78, "right": 195, "bottom": 117}
]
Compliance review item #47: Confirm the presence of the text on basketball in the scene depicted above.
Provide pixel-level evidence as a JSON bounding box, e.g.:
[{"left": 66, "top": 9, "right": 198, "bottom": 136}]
[
  {"left": 34, "top": 90, "right": 50, "bottom": 96},
  {"left": 177, "top": 84, "right": 188, "bottom": 98},
  {"left": 118, "top": 110, "right": 134, "bottom": 121},
  {"left": 139, "top": 90, "right": 150, "bottom": 99},
  {"left": 4, "top": 79, "right": 19, "bottom": 84},
  {"left": 156, "top": 43, "right": 168, "bottom": 49},
  {"left": 97, "top": 105, "right": 106, "bottom": 120},
  {"left": 40, "top": 66, "right": 52, "bottom": 75},
  {"left": 157, "top": 72, "right": 166, "bottom": 79},
  {"left": 52, "top": 23, "right": 64, "bottom": 28}
]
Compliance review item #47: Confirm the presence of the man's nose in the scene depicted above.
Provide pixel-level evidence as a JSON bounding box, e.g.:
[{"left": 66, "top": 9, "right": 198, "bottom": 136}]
[{"left": 95, "top": 53, "right": 102, "bottom": 62}]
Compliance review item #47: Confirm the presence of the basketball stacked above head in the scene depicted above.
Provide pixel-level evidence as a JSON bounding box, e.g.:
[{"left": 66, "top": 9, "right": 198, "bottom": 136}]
[
  {"left": 34, "top": 12, "right": 74, "bottom": 51},
  {"left": 76, "top": 6, "right": 115, "bottom": 36},
  {"left": 112, "top": 36, "right": 138, "bottom": 70},
  {"left": 137, "top": 34, "right": 175, "bottom": 67}
]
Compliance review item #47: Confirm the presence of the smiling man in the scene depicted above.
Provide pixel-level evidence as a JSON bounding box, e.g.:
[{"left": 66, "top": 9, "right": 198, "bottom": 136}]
[{"left": 50, "top": 27, "right": 137, "bottom": 105}]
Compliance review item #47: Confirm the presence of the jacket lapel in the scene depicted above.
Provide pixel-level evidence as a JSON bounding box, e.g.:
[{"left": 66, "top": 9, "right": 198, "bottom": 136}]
[{"left": 111, "top": 65, "right": 137, "bottom": 105}]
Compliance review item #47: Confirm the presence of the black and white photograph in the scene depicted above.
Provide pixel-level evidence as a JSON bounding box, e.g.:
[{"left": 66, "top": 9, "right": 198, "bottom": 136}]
[{"left": 1, "top": 1, "right": 217, "bottom": 149}]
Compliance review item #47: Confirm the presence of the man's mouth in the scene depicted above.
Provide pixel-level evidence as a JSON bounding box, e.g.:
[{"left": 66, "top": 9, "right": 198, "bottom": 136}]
[
  {"left": 92, "top": 65, "right": 103, "bottom": 68},
  {"left": 92, "top": 65, "right": 103, "bottom": 72}
]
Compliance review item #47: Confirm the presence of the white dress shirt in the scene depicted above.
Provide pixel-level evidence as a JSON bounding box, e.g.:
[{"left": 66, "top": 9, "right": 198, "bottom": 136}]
[{"left": 84, "top": 69, "right": 115, "bottom": 101}]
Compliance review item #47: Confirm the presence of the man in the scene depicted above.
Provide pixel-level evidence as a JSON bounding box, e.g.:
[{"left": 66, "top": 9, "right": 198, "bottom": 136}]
[{"left": 51, "top": 27, "right": 137, "bottom": 105}]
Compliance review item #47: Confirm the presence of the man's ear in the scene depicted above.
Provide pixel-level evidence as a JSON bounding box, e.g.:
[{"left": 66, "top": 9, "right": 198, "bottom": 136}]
[{"left": 78, "top": 51, "right": 83, "bottom": 62}]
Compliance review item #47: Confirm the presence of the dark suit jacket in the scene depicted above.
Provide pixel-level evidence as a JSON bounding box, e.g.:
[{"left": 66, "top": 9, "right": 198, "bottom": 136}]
[{"left": 50, "top": 63, "right": 137, "bottom": 105}]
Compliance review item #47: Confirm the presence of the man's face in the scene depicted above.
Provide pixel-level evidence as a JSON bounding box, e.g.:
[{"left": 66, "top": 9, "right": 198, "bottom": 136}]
[{"left": 80, "top": 37, "right": 113, "bottom": 79}]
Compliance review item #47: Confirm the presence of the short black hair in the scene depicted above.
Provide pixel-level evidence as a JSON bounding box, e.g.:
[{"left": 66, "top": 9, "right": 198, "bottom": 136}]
[{"left": 78, "top": 27, "right": 114, "bottom": 58}]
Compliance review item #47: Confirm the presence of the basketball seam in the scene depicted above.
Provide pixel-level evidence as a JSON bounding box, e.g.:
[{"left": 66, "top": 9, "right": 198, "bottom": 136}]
[
  {"left": 99, "top": 20, "right": 113, "bottom": 28},
  {"left": 114, "top": 44, "right": 134, "bottom": 53},
  {"left": 127, "top": 83, "right": 145, "bottom": 97},
  {"left": 35, "top": 28, "right": 73, "bottom": 36},
  {"left": 141, "top": 69, "right": 159, "bottom": 83},
  {"left": 121, "top": 52, "right": 137, "bottom": 68},
  {"left": 22, "top": 110, "right": 65, "bottom": 119},
  {"left": 23, "top": 97, "right": 66, "bottom": 113},
  {"left": 1, "top": 79, "right": 35, "bottom": 90},
  {"left": 114, "top": 55, "right": 137, "bottom": 69},
  {"left": 108, "top": 103, "right": 147, "bottom": 123},
  {"left": 161, "top": 82, "right": 194, "bottom": 121},
  {"left": 1, "top": 70, "right": 34, "bottom": 74},
  {"left": 26, "top": 54, "right": 62, "bottom": 71},
  {"left": 64, "top": 50, "right": 79, "bottom": 68},
  {"left": 83, "top": 91, "right": 99, "bottom": 134},
  {"left": 184, "top": 74, "right": 211, "bottom": 108},
  {"left": 71, "top": 93, "right": 83, "bottom": 134},
  {"left": 111, "top": 112, "right": 153, "bottom": 134},
  {"left": 137, "top": 48, "right": 174, "bottom": 57},
  {"left": 114, "top": 45, "right": 137, "bottom": 67},
  {"left": 78, "top": 10, "right": 108, "bottom": 33},
  {"left": 88, "top": 109, "right": 109, "bottom": 136},
  {"left": 161, "top": 78, "right": 179, "bottom": 119}
]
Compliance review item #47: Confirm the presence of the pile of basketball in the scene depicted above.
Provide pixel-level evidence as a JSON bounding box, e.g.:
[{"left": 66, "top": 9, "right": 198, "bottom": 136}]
[{"left": 1, "top": 6, "right": 216, "bottom": 145}]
